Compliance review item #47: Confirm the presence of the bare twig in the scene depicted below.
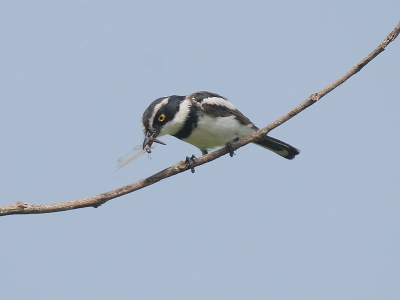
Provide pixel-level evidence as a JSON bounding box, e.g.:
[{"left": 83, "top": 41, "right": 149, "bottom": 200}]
[{"left": 1, "top": 21, "right": 399, "bottom": 217}]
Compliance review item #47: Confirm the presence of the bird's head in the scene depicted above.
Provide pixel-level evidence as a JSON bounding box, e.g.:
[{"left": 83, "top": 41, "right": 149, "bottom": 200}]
[{"left": 141, "top": 95, "right": 187, "bottom": 151}]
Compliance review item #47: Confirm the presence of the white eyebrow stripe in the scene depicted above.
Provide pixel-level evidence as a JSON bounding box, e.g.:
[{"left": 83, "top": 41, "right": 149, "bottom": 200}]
[
  {"left": 149, "top": 97, "right": 169, "bottom": 131},
  {"left": 202, "top": 97, "right": 237, "bottom": 110}
]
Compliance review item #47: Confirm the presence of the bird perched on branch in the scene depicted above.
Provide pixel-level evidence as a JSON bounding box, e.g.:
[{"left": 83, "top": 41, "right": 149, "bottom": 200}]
[{"left": 140, "top": 91, "right": 299, "bottom": 172}]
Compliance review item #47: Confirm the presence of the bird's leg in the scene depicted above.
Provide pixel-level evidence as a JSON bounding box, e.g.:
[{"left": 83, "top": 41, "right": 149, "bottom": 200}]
[
  {"left": 185, "top": 154, "right": 197, "bottom": 173},
  {"left": 225, "top": 137, "right": 239, "bottom": 157},
  {"left": 185, "top": 149, "right": 208, "bottom": 173},
  {"left": 225, "top": 142, "right": 235, "bottom": 157}
]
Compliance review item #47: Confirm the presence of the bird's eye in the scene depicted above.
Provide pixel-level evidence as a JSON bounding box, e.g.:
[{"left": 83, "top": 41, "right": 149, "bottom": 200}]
[{"left": 158, "top": 113, "right": 166, "bottom": 122}]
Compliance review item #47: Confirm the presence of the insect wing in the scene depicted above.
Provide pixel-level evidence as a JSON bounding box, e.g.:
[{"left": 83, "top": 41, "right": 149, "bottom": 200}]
[{"left": 116, "top": 145, "right": 145, "bottom": 170}]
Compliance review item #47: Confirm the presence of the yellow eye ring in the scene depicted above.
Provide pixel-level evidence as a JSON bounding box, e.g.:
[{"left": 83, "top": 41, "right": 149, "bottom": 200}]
[{"left": 158, "top": 113, "right": 166, "bottom": 122}]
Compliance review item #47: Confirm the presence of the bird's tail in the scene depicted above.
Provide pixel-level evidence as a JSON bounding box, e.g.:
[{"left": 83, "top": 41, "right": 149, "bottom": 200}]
[{"left": 253, "top": 135, "right": 300, "bottom": 160}]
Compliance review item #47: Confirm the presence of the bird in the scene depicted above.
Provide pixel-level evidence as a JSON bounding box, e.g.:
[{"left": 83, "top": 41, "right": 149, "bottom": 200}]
[{"left": 140, "top": 91, "right": 299, "bottom": 171}]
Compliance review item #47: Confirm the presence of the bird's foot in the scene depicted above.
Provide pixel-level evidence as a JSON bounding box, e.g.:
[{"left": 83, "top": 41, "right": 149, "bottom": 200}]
[
  {"left": 185, "top": 154, "right": 197, "bottom": 173},
  {"left": 225, "top": 141, "right": 236, "bottom": 157}
]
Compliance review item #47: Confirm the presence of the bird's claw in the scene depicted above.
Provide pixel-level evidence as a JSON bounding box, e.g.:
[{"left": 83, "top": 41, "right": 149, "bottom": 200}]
[
  {"left": 185, "top": 154, "right": 197, "bottom": 173},
  {"left": 225, "top": 142, "right": 236, "bottom": 157}
]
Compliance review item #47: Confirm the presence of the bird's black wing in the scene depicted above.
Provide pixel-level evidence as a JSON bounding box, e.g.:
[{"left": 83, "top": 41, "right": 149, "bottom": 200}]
[
  {"left": 189, "top": 91, "right": 255, "bottom": 127},
  {"left": 201, "top": 103, "right": 254, "bottom": 126}
]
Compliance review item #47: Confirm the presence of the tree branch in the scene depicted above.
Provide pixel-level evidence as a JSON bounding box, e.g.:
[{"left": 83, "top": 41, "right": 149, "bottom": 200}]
[{"left": 1, "top": 21, "right": 399, "bottom": 217}]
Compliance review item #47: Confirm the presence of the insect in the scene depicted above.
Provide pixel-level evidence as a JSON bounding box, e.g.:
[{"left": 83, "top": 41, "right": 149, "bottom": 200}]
[{"left": 116, "top": 137, "right": 165, "bottom": 170}]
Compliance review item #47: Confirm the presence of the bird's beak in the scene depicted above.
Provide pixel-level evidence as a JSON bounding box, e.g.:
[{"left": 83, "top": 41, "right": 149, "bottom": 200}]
[{"left": 143, "top": 130, "right": 166, "bottom": 153}]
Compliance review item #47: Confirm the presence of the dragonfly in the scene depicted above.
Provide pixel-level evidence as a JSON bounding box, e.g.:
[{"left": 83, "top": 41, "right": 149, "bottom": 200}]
[{"left": 116, "top": 137, "right": 166, "bottom": 170}]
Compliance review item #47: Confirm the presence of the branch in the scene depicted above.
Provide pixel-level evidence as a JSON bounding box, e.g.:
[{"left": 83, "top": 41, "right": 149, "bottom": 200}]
[{"left": 1, "top": 21, "right": 399, "bottom": 217}]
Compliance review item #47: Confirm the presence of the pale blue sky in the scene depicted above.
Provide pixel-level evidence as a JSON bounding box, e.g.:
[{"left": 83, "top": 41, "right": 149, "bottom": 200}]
[{"left": 1, "top": 1, "right": 399, "bottom": 299}]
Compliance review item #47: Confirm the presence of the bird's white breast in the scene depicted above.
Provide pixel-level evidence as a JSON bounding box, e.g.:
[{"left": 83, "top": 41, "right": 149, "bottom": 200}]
[{"left": 183, "top": 113, "right": 255, "bottom": 150}]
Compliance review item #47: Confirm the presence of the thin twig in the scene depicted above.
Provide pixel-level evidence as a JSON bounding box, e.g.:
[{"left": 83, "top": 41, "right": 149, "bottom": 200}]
[{"left": 1, "top": 21, "right": 399, "bottom": 217}]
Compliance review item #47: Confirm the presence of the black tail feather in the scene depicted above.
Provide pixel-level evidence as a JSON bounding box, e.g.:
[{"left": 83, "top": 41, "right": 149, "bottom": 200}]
[{"left": 253, "top": 135, "right": 300, "bottom": 159}]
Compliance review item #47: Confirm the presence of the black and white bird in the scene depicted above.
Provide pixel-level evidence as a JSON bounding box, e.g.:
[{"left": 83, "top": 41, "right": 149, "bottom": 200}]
[{"left": 139, "top": 91, "right": 299, "bottom": 170}]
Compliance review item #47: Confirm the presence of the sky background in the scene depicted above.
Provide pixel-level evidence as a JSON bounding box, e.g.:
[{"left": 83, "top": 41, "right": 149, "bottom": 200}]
[{"left": 1, "top": 1, "right": 399, "bottom": 299}]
